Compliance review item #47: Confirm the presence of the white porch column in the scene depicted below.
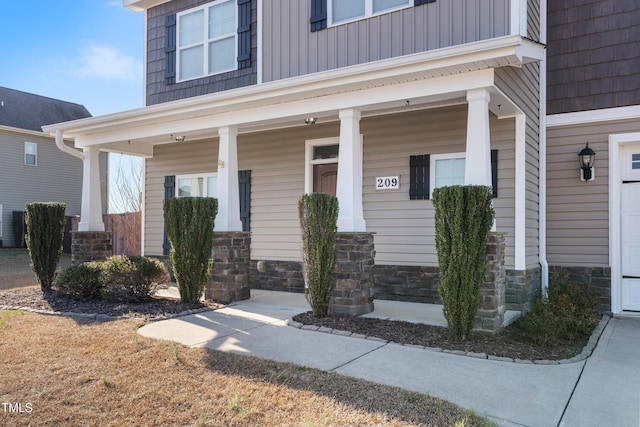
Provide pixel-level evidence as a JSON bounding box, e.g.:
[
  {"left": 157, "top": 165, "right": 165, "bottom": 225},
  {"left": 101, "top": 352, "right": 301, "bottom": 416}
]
[
  {"left": 336, "top": 109, "right": 366, "bottom": 232},
  {"left": 215, "top": 126, "right": 243, "bottom": 232},
  {"left": 465, "top": 88, "right": 495, "bottom": 231},
  {"left": 78, "top": 145, "right": 105, "bottom": 232}
]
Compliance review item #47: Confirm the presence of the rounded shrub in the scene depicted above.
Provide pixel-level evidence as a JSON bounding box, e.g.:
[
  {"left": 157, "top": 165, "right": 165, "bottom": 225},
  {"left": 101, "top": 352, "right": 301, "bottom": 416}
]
[
  {"left": 54, "top": 263, "right": 107, "bottom": 300},
  {"left": 101, "top": 255, "right": 170, "bottom": 302}
]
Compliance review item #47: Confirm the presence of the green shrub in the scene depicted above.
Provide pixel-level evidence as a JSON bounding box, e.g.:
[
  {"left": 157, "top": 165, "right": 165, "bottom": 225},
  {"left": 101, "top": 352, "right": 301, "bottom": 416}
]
[
  {"left": 102, "top": 255, "right": 170, "bottom": 302},
  {"left": 432, "top": 185, "right": 494, "bottom": 341},
  {"left": 514, "top": 278, "right": 600, "bottom": 346},
  {"left": 25, "top": 202, "right": 67, "bottom": 291},
  {"left": 164, "top": 197, "right": 217, "bottom": 303},
  {"left": 54, "top": 263, "right": 107, "bottom": 299},
  {"left": 298, "top": 193, "right": 339, "bottom": 318}
]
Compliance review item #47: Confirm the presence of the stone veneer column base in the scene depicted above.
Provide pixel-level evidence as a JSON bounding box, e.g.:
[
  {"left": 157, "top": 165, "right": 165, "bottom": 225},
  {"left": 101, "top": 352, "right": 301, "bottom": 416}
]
[
  {"left": 206, "top": 232, "right": 251, "bottom": 303},
  {"left": 71, "top": 231, "right": 112, "bottom": 264},
  {"left": 330, "top": 232, "right": 376, "bottom": 316},
  {"left": 474, "top": 233, "right": 507, "bottom": 334},
  {"left": 506, "top": 267, "right": 542, "bottom": 312}
]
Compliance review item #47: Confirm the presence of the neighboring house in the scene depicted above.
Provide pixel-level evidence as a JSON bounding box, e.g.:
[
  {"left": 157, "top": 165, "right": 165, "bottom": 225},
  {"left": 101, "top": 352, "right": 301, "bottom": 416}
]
[
  {"left": 545, "top": 1, "right": 640, "bottom": 313},
  {"left": 43, "top": 1, "right": 558, "bottom": 317},
  {"left": 0, "top": 87, "right": 107, "bottom": 248}
]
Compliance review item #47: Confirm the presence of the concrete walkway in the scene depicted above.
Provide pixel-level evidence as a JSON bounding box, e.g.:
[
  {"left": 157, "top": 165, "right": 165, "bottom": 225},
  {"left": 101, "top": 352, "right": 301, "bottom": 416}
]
[{"left": 140, "top": 290, "right": 640, "bottom": 427}]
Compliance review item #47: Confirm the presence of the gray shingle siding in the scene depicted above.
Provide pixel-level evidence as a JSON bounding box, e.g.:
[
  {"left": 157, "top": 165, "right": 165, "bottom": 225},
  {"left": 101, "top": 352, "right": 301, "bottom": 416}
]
[
  {"left": 145, "top": 0, "right": 258, "bottom": 106},
  {"left": 547, "top": 0, "right": 640, "bottom": 114}
]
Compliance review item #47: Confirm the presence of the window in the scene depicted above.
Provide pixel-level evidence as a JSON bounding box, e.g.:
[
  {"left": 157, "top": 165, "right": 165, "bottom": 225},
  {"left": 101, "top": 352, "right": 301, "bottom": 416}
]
[
  {"left": 632, "top": 154, "right": 640, "bottom": 170},
  {"left": 329, "top": 0, "right": 410, "bottom": 25},
  {"left": 431, "top": 153, "right": 466, "bottom": 194},
  {"left": 25, "top": 142, "right": 37, "bottom": 166},
  {"left": 177, "top": 0, "right": 237, "bottom": 82},
  {"left": 176, "top": 173, "right": 217, "bottom": 198}
]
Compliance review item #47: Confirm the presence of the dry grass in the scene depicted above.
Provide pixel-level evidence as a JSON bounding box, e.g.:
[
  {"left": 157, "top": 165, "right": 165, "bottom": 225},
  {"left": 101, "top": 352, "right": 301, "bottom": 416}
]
[
  {"left": 0, "top": 249, "right": 71, "bottom": 291},
  {"left": 0, "top": 311, "right": 492, "bottom": 427}
]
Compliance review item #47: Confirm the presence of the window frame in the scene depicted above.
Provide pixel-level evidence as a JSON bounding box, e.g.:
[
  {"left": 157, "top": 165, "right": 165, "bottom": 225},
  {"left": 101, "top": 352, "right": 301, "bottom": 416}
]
[
  {"left": 24, "top": 142, "right": 37, "bottom": 166},
  {"left": 304, "top": 137, "right": 340, "bottom": 194},
  {"left": 328, "top": 0, "right": 412, "bottom": 27},
  {"left": 429, "top": 152, "right": 466, "bottom": 197},
  {"left": 176, "top": 0, "right": 238, "bottom": 83},
  {"left": 175, "top": 172, "right": 218, "bottom": 198}
]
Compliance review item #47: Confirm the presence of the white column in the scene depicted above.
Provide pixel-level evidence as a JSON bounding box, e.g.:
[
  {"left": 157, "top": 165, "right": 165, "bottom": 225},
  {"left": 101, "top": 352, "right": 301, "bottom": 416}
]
[
  {"left": 215, "top": 126, "right": 243, "bottom": 232},
  {"left": 465, "top": 88, "right": 495, "bottom": 231},
  {"left": 336, "top": 109, "right": 366, "bottom": 232},
  {"left": 78, "top": 146, "right": 105, "bottom": 232}
]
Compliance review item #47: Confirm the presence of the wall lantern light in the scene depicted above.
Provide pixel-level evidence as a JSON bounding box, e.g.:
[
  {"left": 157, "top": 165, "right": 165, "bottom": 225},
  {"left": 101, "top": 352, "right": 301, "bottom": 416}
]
[
  {"left": 578, "top": 142, "right": 596, "bottom": 182},
  {"left": 304, "top": 117, "right": 317, "bottom": 125}
]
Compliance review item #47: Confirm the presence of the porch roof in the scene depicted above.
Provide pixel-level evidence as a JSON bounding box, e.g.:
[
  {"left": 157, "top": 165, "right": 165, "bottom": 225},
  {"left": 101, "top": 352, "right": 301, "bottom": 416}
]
[{"left": 42, "top": 35, "right": 543, "bottom": 157}]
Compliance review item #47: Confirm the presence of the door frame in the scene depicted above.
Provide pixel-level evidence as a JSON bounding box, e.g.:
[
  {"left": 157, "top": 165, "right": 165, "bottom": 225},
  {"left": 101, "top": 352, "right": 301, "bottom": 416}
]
[
  {"left": 609, "top": 132, "right": 640, "bottom": 314},
  {"left": 304, "top": 137, "right": 340, "bottom": 194}
]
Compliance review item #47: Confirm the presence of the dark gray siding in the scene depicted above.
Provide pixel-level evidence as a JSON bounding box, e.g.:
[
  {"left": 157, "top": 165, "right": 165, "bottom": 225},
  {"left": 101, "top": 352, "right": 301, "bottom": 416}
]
[
  {"left": 547, "top": 0, "right": 640, "bottom": 114},
  {"left": 146, "top": 0, "right": 258, "bottom": 106},
  {"left": 262, "top": 0, "right": 510, "bottom": 83}
]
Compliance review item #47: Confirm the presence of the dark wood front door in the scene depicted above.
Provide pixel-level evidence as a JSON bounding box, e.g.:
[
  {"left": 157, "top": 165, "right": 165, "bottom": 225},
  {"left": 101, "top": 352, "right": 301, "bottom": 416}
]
[{"left": 313, "top": 163, "right": 337, "bottom": 196}]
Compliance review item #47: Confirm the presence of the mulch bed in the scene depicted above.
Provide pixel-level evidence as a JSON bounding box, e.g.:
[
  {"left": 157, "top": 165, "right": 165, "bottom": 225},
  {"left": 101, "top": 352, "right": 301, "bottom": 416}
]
[
  {"left": 0, "top": 288, "right": 223, "bottom": 320},
  {"left": 293, "top": 311, "right": 594, "bottom": 361},
  {"left": 0, "top": 288, "right": 594, "bottom": 361}
]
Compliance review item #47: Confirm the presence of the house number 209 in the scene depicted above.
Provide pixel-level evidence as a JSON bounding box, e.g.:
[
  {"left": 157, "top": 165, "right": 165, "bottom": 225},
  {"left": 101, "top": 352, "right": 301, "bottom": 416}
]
[{"left": 376, "top": 176, "right": 400, "bottom": 190}]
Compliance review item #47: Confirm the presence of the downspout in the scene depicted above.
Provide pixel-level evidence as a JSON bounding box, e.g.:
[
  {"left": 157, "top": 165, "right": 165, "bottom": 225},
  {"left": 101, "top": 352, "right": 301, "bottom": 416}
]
[
  {"left": 54, "top": 129, "right": 83, "bottom": 160},
  {"left": 539, "top": 1, "right": 549, "bottom": 294}
]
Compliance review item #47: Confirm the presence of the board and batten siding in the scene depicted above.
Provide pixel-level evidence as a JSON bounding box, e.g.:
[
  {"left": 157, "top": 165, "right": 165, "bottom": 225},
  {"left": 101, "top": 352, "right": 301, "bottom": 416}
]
[
  {"left": 495, "top": 64, "right": 541, "bottom": 269},
  {"left": 546, "top": 119, "right": 640, "bottom": 267},
  {"left": 144, "top": 106, "right": 518, "bottom": 269},
  {"left": 0, "top": 130, "right": 85, "bottom": 246},
  {"left": 261, "top": 0, "right": 510, "bottom": 83}
]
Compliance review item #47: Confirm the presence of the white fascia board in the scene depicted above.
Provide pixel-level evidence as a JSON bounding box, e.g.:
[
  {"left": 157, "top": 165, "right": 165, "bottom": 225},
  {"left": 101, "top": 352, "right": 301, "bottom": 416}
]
[
  {"left": 0, "top": 125, "right": 51, "bottom": 139},
  {"left": 72, "top": 69, "right": 495, "bottom": 147},
  {"left": 123, "top": 0, "right": 170, "bottom": 12},
  {"left": 43, "top": 35, "right": 534, "bottom": 142},
  {"left": 547, "top": 106, "right": 640, "bottom": 127}
]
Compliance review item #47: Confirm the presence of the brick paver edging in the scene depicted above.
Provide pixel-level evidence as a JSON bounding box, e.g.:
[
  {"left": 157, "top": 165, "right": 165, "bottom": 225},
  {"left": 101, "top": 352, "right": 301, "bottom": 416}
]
[
  {"left": 0, "top": 305, "right": 217, "bottom": 322},
  {"left": 286, "top": 315, "right": 611, "bottom": 365}
]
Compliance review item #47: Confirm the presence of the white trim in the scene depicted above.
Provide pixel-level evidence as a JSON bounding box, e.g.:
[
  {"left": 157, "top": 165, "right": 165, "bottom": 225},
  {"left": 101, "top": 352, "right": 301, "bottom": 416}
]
[
  {"left": 429, "top": 152, "right": 466, "bottom": 197},
  {"left": 143, "top": 9, "right": 148, "bottom": 104},
  {"left": 510, "top": 0, "right": 528, "bottom": 37},
  {"left": 539, "top": 0, "right": 548, "bottom": 293},
  {"left": 304, "top": 137, "right": 340, "bottom": 194},
  {"left": 547, "top": 106, "right": 640, "bottom": 127},
  {"left": 609, "top": 132, "right": 640, "bottom": 314},
  {"left": 140, "top": 158, "right": 146, "bottom": 256},
  {"left": 328, "top": 0, "right": 412, "bottom": 27},
  {"left": 175, "top": 172, "right": 218, "bottom": 197},
  {"left": 0, "top": 204, "right": 3, "bottom": 238},
  {"left": 24, "top": 141, "right": 37, "bottom": 166},
  {"left": 336, "top": 109, "right": 366, "bottom": 232},
  {"left": 514, "top": 113, "right": 526, "bottom": 270},
  {"left": 176, "top": 0, "right": 238, "bottom": 83},
  {"left": 256, "top": 0, "right": 263, "bottom": 84}
]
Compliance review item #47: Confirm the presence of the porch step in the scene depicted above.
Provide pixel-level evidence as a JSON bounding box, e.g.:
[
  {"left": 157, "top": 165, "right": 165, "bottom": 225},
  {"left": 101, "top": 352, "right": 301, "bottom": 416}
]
[{"left": 502, "top": 310, "right": 521, "bottom": 329}]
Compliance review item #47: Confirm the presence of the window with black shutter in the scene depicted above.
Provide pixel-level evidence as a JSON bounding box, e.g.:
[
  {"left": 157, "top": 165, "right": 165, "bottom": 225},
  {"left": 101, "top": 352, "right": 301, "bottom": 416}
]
[
  {"left": 409, "top": 155, "right": 430, "bottom": 200},
  {"left": 165, "top": 14, "right": 177, "bottom": 85},
  {"left": 237, "top": 0, "right": 252, "bottom": 69},
  {"left": 163, "top": 175, "right": 175, "bottom": 255}
]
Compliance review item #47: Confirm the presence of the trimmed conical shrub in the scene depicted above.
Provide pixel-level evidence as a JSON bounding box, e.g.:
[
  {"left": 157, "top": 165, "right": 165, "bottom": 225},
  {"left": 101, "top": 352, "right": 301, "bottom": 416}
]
[
  {"left": 25, "top": 202, "right": 67, "bottom": 291},
  {"left": 432, "top": 185, "right": 494, "bottom": 340}
]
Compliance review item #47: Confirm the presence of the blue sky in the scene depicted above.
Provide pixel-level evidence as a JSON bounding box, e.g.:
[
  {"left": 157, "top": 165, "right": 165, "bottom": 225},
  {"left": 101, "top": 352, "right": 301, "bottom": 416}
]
[{"left": 2, "top": 1, "right": 144, "bottom": 117}]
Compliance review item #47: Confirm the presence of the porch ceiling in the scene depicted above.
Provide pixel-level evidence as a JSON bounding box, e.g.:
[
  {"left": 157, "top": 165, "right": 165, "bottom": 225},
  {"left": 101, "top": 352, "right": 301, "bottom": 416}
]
[{"left": 42, "top": 35, "right": 542, "bottom": 157}]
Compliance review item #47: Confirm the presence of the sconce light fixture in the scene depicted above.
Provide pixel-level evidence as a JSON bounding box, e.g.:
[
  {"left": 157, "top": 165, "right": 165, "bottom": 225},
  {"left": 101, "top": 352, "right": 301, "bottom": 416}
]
[
  {"left": 578, "top": 142, "right": 596, "bottom": 182},
  {"left": 304, "top": 117, "right": 317, "bottom": 125},
  {"left": 174, "top": 135, "right": 186, "bottom": 143}
]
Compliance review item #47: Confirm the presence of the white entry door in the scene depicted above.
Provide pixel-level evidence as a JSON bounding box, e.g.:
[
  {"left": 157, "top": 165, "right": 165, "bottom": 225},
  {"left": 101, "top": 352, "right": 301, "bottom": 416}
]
[{"left": 621, "top": 182, "right": 640, "bottom": 311}]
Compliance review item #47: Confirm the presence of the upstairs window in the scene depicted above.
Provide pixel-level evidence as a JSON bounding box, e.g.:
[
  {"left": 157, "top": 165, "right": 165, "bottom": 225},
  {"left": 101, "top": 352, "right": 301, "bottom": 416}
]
[
  {"left": 330, "top": 0, "right": 410, "bottom": 25},
  {"left": 25, "top": 142, "right": 37, "bottom": 166},
  {"left": 177, "top": 0, "right": 237, "bottom": 82}
]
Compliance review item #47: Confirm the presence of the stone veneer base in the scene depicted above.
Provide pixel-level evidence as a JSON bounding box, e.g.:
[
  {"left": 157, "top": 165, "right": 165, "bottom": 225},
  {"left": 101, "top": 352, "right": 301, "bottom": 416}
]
[
  {"left": 549, "top": 265, "right": 611, "bottom": 313},
  {"left": 71, "top": 231, "right": 112, "bottom": 264},
  {"left": 206, "top": 232, "right": 251, "bottom": 304}
]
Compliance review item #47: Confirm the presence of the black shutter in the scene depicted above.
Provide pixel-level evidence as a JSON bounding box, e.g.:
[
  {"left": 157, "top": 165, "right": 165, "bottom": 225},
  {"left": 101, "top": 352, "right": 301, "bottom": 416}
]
[
  {"left": 310, "top": 0, "right": 327, "bottom": 32},
  {"left": 237, "top": 0, "right": 252, "bottom": 69},
  {"left": 163, "top": 175, "right": 175, "bottom": 255},
  {"left": 491, "top": 149, "right": 498, "bottom": 198},
  {"left": 409, "top": 155, "right": 430, "bottom": 200},
  {"left": 165, "top": 14, "right": 177, "bottom": 85},
  {"left": 239, "top": 170, "right": 251, "bottom": 231},
  {"left": 414, "top": 0, "right": 436, "bottom": 5}
]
